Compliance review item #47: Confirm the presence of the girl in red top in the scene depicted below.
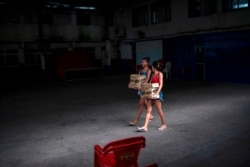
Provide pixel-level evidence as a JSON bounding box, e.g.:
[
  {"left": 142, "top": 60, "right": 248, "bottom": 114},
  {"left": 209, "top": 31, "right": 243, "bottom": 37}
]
[{"left": 137, "top": 60, "right": 167, "bottom": 132}]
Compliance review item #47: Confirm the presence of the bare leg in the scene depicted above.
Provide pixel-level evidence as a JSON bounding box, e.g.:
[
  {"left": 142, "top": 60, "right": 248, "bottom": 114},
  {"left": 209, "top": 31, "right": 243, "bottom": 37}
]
[
  {"left": 129, "top": 97, "right": 145, "bottom": 125},
  {"left": 154, "top": 100, "right": 167, "bottom": 130},
  {"left": 143, "top": 99, "right": 154, "bottom": 120},
  {"left": 138, "top": 100, "right": 153, "bottom": 131}
]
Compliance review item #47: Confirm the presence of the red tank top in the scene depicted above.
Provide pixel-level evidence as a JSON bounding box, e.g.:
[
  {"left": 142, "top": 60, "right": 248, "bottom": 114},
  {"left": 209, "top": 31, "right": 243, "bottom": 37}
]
[{"left": 151, "top": 73, "right": 159, "bottom": 83}]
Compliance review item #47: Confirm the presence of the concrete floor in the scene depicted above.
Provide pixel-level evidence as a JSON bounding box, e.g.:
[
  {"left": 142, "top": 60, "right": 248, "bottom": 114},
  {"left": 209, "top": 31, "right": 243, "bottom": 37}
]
[{"left": 1, "top": 75, "right": 250, "bottom": 167}]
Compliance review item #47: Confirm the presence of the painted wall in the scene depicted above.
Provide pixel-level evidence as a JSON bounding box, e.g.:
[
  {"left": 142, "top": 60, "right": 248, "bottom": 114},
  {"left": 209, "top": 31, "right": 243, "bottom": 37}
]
[
  {"left": 116, "top": 0, "right": 250, "bottom": 83},
  {"left": 136, "top": 40, "right": 163, "bottom": 65},
  {"left": 163, "top": 36, "right": 196, "bottom": 80},
  {"left": 203, "top": 30, "right": 250, "bottom": 84},
  {"left": 162, "top": 30, "right": 250, "bottom": 84}
]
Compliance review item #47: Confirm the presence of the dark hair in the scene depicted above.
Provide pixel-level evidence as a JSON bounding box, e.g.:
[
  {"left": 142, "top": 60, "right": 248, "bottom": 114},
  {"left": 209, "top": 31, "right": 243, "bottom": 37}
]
[
  {"left": 142, "top": 57, "right": 150, "bottom": 63},
  {"left": 152, "top": 60, "right": 164, "bottom": 72}
]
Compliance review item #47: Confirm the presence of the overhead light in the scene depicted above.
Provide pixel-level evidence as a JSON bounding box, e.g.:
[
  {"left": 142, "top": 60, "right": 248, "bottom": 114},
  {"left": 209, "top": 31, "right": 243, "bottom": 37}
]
[
  {"left": 233, "top": 3, "right": 248, "bottom": 9},
  {"left": 74, "top": 6, "right": 96, "bottom": 10},
  {"left": 45, "top": 2, "right": 71, "bottom": 9}
]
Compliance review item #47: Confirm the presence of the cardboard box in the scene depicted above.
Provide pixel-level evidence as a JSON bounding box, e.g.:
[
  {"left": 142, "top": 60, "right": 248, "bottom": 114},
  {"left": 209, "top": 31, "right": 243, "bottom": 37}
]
[
  {"left": 141, "top": 83, "right": 159, "bottom": 89},
  {"left": 128, "top": 74, "right": 146, "bottom": 89},
  {"left": 141, "top": 83, "right": 159, "bottom": 99}
]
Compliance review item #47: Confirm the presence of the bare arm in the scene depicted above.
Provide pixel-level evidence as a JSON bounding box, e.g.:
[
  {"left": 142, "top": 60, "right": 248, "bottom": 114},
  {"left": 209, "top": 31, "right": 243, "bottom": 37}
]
[
  {"left": 145, "top": 69, "right": 152, "bottom": 83},
  {"left": 138, "top": 70, "right": 141, "bottom": 75},
  {"left": 156, "top": 72, "right": 163, "bottom": 94}
]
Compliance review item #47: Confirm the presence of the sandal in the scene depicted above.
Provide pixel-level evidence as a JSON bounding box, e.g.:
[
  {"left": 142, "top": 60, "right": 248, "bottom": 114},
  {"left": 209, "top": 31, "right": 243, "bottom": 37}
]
[
  {"left": 157, "top": 125, "right": 167, "bottom": 131},
  {"left": 129, "top": 121, "right": 138, "bottom": 126},
  {"left": 137, "top": 126, "right": 148, "bottom": 132}
]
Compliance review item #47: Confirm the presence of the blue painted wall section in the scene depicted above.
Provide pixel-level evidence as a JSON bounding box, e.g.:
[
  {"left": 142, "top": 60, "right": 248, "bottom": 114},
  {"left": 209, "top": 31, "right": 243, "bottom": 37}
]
[
  {"left": 163, "top": 30, "right": 250, "bottom": 84},
  {"left": 163, "top": 36, "right": 196, "bottom": 80},
  {"left": 203, "top": 30, "right": 250, "bottom": 84}
]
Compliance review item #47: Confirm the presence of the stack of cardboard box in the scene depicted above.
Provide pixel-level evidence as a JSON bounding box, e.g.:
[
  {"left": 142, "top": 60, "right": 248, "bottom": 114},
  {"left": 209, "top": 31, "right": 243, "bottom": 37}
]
[
  {"left": 141, "top": 83, "right": 159, "bottom": 99},
  {"left": 128, "top": 74, "right": 146, "bottom": 89}
]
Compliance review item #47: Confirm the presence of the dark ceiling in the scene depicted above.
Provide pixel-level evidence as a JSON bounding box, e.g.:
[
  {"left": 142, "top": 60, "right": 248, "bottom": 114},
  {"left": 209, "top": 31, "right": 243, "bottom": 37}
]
[{"left": 0, "top": 0, "right": 139, "bottom": 12}]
